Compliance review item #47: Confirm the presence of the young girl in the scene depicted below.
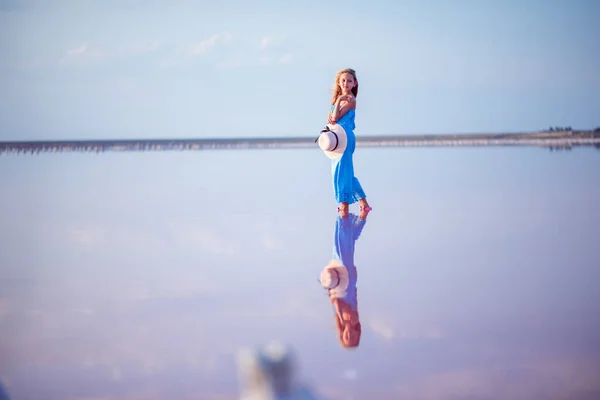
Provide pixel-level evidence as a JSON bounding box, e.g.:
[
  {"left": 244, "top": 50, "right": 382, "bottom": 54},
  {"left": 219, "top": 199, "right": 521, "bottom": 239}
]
[{"left": 327, "top": 68, "right": 371, "bottom": 217}]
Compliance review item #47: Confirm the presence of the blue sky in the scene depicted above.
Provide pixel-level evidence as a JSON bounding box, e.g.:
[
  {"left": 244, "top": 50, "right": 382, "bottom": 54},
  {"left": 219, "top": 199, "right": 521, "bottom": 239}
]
[{"left": 1, "top": 0, "right": 599, "bottom": 140}]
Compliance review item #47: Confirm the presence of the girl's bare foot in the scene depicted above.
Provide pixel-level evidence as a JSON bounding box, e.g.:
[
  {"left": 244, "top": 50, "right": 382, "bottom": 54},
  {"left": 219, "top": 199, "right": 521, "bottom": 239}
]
[
  {"left": 359, "top": 198, "right": 372, "bottom": 211},
  {"left": 338, "top": 202, "right": 349, "bottom": 218},
  {"left": 359, "top": 207, "right": 371, "bottom": 220}
]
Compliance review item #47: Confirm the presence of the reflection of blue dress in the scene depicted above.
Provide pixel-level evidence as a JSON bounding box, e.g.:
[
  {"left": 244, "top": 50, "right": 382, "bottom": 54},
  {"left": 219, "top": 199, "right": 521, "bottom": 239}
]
[
  {"left": 332, "top": 213, "right": 367, "bottom": 311},
  {"left": 331, "top": 105, "right": 367, "bottom": 204}
]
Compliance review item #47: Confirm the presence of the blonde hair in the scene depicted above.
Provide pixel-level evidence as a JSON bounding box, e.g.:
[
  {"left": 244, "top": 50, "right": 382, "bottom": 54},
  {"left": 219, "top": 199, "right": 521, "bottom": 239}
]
[{"left": 330, "top": 68, "right": 358, "bottom": 105}]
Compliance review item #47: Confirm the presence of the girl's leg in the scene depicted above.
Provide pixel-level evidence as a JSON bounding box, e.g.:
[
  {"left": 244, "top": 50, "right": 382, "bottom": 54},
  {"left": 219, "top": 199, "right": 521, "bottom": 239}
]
[
  {"left": 359, "top": 197, "right": 371, "bottom": 210},
  {"left": 352, "top": 176, "right": 370, "bottom": 210},
  {"left": 338, "top": 202, "right": 349, "bottom": 217}
]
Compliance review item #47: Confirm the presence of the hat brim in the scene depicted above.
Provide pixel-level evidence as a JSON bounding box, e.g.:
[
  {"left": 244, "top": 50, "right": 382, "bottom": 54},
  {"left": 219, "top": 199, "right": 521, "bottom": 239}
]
[
  {"left": 323, "top": 124, "right": 348, "bottom": 160},
  {"left": 322, "top": 260, "right": 350, "bottom": 289}
]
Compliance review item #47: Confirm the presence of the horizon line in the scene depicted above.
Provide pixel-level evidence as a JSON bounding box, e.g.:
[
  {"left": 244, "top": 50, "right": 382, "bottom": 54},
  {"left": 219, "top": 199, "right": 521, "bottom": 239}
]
[
  {"left": 1, "top": 127, "right": 599, "bottom": 145},
  {"left": 2, "top": 130, "right": 600, "bottom": 155}
]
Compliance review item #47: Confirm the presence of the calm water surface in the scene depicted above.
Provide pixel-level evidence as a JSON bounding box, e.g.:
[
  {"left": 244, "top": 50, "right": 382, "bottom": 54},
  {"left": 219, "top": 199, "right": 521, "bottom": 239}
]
[{"left": 1, "top": 147, "right": 600, "bottom": 400}]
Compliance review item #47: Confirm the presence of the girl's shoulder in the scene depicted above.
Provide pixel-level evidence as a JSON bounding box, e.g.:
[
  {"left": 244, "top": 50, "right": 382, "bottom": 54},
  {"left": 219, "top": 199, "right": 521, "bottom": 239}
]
[
  {"left": 341, "top": 95, "right": 357, "bottom": 105},
  {"left": 347, "top": 96, "right": 357, "bottom": 109},
  {"left": 346, "top": 95, "right": 357, "bottom": 105}
]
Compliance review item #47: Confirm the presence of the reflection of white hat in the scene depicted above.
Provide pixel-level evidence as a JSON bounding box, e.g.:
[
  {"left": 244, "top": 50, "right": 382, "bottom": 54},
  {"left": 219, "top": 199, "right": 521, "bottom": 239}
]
[
  {"left": 318, "top": 124, "right": 347, "bottom": 159},
  {"left": 320, "top": 260, "right": 349, "bottom": 294}
]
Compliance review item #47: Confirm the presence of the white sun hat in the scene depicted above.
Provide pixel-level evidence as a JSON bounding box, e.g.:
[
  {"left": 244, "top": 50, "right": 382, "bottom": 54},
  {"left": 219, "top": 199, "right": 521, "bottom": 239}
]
[
  {"left": 320, "top": 259, "right": 350, "bottom": 295},
  {"left": 317, "top": 124, "right": 347, "bottom": 159}
]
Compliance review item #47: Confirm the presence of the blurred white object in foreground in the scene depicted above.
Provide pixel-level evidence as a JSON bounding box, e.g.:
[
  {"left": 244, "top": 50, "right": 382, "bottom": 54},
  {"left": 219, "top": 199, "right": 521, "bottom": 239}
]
[{"left": 237, "top": 342, "right": 324, "bottom": 400}]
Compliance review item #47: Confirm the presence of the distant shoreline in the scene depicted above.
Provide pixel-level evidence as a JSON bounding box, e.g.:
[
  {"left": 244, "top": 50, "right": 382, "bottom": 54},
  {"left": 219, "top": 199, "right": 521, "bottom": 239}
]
[{"left": 1, "top": 129, "right": 599, "bottom": 154}]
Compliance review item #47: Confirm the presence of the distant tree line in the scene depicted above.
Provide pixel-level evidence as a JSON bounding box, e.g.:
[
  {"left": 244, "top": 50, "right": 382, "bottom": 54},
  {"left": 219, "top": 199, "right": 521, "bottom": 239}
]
[
  {"left": 549, "top": 145, "right": 573, "bottom": 152},
  {"left": 548, "top": 126, "right": 572, "bottom": 131},
  {"left": 547, "top": 126, "right": 600, "bottom": 133}
]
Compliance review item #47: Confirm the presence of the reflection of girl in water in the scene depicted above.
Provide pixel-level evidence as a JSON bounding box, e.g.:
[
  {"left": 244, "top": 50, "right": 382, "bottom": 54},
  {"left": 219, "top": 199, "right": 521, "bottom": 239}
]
[{"left": 320, "top": 211, "right": 369, "bottom": 349}]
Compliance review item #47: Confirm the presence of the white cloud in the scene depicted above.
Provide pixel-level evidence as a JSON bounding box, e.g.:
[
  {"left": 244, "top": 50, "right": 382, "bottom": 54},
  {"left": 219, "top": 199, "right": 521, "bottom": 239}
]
[
  {"left": 368, "top": 316, "right": 444, "bottom": 342},
  {"left": 368, "top": 319, "right": 395, "bottom": 340},
  {"left": 67, "top": 43, "right": 88, "bottom": 56},
  {"left": 159, "top": 31, "right": 233, "bottom": 67},
  {"left": 260, "top": 35, "right": 285, "bottom": 50},
  {"left": 189, "top": 31, "right": 232, "bottom": 55},
  {"left": 53, "top": 39, "right": 164, "bottom": 68},
  {"left": 235, "top": 34, "right": 293, "bottom": 67},
  {"left": 55, "top": 32, "right": 293, "bottom": 70},
  {"left": 59, "top": 42, "right": 104, "bottom": 65},
  {"left": 189, "top": 34, "right": 219, "bottom": 55}
]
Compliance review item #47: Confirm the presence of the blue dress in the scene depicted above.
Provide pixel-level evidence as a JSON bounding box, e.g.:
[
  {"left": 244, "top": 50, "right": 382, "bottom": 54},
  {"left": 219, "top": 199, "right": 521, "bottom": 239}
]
[
  {"left": 331, "top": 213, "right": 367, "bottom": 310},
  {"left": 331, "top": 104, "right": 367, "bottom": 204}
]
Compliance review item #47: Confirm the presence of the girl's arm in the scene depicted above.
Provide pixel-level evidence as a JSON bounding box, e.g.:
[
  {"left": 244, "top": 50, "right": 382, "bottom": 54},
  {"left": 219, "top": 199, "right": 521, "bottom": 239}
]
[{"left": 330, "top": 96, "right": 356, "bottom": 123}]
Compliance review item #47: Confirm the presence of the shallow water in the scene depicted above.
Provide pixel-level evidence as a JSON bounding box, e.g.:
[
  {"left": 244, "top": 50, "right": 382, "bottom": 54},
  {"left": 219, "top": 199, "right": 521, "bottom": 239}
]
[{"left": 1, "top": 147, "right": 600, "bottom": 399}]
